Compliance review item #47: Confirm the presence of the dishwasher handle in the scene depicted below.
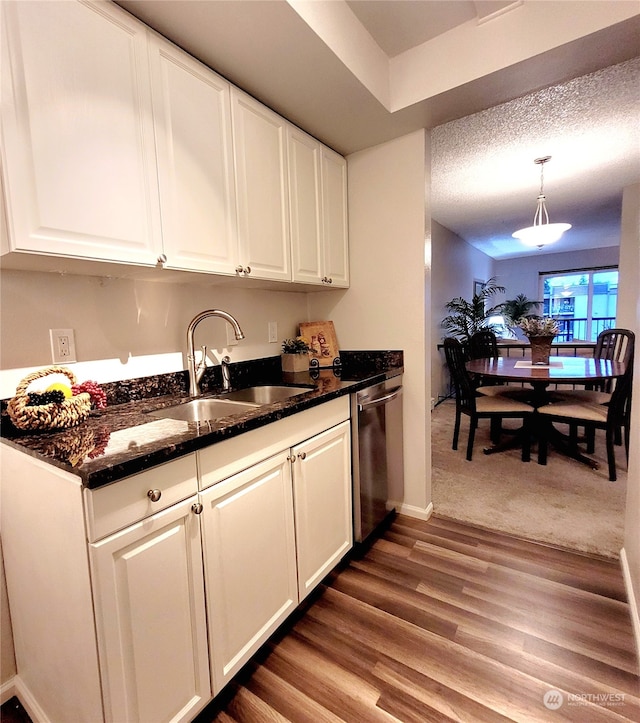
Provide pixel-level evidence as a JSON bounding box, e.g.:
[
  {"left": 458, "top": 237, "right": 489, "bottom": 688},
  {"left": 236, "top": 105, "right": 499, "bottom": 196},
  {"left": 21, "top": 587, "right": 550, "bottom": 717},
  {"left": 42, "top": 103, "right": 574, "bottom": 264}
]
[{"left": 358, "top": 386, "right": 402, "bottom": 412}]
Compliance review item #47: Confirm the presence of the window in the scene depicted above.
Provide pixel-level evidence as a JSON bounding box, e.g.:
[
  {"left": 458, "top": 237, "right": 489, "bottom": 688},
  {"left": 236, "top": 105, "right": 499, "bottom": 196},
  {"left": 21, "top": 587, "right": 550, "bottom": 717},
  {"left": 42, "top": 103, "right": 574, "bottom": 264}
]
[{"left": 540, "top": 267, "right": 618, "bottom": 342}]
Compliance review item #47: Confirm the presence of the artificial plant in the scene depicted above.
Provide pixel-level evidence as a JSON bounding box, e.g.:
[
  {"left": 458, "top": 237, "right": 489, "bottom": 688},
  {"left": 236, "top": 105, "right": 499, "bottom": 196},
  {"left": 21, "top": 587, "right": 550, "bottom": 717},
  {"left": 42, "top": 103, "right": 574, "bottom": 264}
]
[{"left": 441, "top": 276, "right": 506, "bottom": 342}]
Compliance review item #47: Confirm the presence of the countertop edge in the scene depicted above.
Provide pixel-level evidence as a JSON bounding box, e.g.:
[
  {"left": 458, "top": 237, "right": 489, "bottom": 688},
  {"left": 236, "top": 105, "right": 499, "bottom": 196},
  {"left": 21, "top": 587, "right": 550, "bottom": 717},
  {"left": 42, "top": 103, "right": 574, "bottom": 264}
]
[{"left": 1, "top": 364, "right": 403, "bottom": 489}]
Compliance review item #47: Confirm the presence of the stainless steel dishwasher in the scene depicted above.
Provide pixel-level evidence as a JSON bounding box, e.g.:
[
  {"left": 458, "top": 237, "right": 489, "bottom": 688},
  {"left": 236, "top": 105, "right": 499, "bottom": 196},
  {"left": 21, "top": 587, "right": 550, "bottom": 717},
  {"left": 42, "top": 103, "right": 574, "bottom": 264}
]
[{"left": 351, "top": 379, "right": 404, "bottom": 543}]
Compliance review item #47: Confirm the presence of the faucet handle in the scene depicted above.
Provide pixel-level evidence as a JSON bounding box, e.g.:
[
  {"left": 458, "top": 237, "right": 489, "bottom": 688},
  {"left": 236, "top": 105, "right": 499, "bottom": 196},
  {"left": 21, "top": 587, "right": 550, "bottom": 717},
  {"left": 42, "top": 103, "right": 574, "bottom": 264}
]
[{"left": 195, "top": 345, "right": 207, "bottom": 383}]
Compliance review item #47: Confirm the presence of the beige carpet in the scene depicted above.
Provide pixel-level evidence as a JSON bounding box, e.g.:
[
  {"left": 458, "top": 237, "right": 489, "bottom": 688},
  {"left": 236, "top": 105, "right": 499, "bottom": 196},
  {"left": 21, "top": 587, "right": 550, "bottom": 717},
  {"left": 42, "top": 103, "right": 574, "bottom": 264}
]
[{"left": 431, "top": 399, "right": 627, "bottom": 558}]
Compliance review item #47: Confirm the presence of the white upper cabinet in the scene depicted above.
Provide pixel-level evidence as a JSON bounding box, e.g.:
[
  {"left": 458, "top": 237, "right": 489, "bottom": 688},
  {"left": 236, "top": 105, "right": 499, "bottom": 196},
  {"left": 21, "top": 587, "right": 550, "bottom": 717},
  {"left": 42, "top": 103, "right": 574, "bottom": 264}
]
[
  {"left": 288, "top": 127, "right": 349, "bottom": 287},
  {"left": 1, "top": 0, "right": 347, "bottom": 286},
  {"left": 288, "top": 127, "right": 323, "bottom": 284},
  {"left": 321, "top": 147, "right": 350, "bottom": 287},
  {"left": 1, "top": 0, "right": 163, "bottom": 265},
  {"left": 231, "top": 89, "right": 291, "bottom": 281},
  {"left": 148, "top": 35, "right": 238, "bottom": 274}
]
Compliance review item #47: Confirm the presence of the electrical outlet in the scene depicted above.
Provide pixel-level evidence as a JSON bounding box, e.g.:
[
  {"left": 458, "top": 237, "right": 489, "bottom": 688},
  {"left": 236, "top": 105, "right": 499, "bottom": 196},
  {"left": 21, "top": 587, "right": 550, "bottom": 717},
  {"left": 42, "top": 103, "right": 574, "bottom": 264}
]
[
  {"left": 268, "top": 321, "right": 278, "bottom": 343},
  {"left": 50, "top": 328, "right": 77, "bottom": 363}
]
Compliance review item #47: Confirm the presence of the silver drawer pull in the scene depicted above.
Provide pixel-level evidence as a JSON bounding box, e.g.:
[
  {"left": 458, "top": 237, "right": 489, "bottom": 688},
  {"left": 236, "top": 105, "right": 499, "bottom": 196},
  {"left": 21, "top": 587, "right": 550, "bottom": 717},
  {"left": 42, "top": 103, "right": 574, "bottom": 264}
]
[
  {"left": 287, "top": 455, "right": 296, "bottom": 463},
  {"left": 192, "top": 502, "right": 203, "bottom": 515},
  {"left": 297, "top": 452, "right": 307, "bottom": 460},
  {"left": 147, "top": 489, "right": 162, "bottom": 502}
]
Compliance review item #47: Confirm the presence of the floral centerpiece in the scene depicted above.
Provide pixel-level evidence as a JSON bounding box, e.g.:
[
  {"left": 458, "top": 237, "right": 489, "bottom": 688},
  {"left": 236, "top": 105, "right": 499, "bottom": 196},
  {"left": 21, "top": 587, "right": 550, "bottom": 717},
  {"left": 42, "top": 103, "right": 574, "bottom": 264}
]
[
  {"left": 281, "top": 336, "right": 311, "bottom": 372},
  {"left": 518, "top": 317, "right": 560, "bottom": 365}
]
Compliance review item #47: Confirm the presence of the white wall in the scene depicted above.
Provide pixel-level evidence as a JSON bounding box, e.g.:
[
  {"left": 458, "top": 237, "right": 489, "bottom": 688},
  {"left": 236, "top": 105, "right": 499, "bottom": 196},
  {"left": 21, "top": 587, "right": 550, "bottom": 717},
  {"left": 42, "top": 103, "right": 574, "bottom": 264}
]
[
  {"left": 308, "top": 129, "right": 431, "bottom": 519},
  {"left": 431, "top": 220, "right": 495, "bottom": 401},
  {"left": 618, "top": 183, "right": 640, "bottom": 651},
  {"left": 0, "top": 270, "right": 312, "bottom": 397}
]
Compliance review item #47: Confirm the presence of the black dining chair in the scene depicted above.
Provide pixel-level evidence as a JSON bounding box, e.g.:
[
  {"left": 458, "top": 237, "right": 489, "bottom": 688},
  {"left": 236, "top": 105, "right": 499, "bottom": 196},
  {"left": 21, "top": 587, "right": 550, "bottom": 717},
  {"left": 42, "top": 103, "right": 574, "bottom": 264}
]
[
  {"left": 444, "top": 338, "right": 534, "bottom": 461},
  {"left": 536, "top": 355, "right": 633, "bottom": 481},
  {"left": 550, "top": 328, "right": 634, "bottom": 451},
  {"left": 468, "top": 330, "right": 531, "bottom": 400}
]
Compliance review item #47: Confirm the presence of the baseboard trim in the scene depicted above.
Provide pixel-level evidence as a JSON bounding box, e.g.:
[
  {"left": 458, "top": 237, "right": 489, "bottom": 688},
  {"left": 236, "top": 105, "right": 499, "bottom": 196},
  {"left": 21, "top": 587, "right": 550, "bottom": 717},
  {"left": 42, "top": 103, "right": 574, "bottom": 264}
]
[
  {"left": 620, "top": 547, "right": 640, "bottom": 664},
  {"left": 397, "top": 501, "right": 433, "bottom": 521},
  {"left": 0, "top": 677, "right": 16, "bottom": 705}
]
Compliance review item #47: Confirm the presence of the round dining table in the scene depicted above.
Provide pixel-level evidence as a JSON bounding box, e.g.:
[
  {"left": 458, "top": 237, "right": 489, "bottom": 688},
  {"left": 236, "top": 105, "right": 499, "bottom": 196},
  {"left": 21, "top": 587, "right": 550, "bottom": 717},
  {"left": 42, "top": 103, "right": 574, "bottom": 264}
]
[
  {"left": 466, "top": 356, "right": 627, "bottom": 408},
  {"left": 465, "top": 355, "right": 628, "bottom": 467}
]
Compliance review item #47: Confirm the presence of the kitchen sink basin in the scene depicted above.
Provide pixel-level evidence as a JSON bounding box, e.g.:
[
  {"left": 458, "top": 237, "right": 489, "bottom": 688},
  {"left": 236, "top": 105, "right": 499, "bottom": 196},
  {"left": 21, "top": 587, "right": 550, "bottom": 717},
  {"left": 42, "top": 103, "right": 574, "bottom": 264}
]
[
  {"left": 149, "top": 398, "right": 260, "bottom": 423},
  {"left": 221, "top": 385, "right": 313, "bottom": 405}
]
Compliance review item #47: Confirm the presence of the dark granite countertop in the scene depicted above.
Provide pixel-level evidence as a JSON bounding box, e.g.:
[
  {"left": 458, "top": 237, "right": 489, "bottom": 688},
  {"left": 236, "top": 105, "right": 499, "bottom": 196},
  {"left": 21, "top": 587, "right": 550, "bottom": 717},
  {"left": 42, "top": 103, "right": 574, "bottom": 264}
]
[{"left": 1, "top": 351, "right": 403, "bottom": 489}]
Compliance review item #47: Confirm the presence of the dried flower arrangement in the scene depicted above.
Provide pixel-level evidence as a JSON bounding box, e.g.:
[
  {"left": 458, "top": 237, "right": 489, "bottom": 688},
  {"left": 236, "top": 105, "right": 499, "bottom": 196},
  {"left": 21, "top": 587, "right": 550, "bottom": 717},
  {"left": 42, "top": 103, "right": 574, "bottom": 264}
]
[{"left": 518, "top": 317, "right": 560, "bottom": 337}]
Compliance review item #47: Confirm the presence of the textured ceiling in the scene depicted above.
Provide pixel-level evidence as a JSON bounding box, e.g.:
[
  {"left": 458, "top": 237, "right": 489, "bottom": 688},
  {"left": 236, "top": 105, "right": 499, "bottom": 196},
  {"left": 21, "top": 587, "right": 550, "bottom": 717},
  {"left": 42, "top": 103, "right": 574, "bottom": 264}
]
[{"left": 431, "top": 58, "right": 640, "bottom": 260}]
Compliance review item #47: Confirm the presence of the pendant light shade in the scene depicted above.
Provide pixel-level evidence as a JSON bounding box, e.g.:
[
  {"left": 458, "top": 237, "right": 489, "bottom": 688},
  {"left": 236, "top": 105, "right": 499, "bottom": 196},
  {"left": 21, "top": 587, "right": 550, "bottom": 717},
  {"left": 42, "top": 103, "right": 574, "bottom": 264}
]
[{"left": 513, "top": 156, "right": 571, "bottom": 249}]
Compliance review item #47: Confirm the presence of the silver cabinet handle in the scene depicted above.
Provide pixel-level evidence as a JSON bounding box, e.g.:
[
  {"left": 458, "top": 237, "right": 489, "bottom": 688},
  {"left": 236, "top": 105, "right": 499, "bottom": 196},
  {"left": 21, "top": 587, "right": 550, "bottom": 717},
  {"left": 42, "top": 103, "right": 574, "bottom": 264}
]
[
  {"left": 147, "top": 489, "right": 162, "bottom": 502},
  {"left": 235, "top": 265, "right": 244, "bottom": 274},
  {"left": 297, "top": 452, "right": 306, "bottom": 460},
  {"left": 192, "top": 502, "right": 203, "bottom": 515},
  {"left": 244, "top": 266, "right": 251, "bottom": 275},
  {"left": 287, "top": 455, "right": 296, "bottom": 463},
  {"left": 157, "top": 254, "right": 167, "bottom": 265}
]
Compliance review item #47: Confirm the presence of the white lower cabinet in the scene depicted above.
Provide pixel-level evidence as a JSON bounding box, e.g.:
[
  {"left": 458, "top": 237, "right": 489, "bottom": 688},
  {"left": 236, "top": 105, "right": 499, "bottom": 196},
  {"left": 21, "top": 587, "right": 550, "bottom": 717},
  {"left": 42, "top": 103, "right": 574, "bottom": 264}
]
[
  {"left": 200, "top": 451, "right": 298, "bottom": 694},
  {"left": 292, "top": 421, "right": 352, "bottom": 600},
  {"left": 0, "top": 398, "right": 352, "bottom": 722},
  {"left": 90, "top": 496, "right": 211, "bottom": 723},
  {"left": 199, "top": 417, "right": 352, "bottom": 693}
]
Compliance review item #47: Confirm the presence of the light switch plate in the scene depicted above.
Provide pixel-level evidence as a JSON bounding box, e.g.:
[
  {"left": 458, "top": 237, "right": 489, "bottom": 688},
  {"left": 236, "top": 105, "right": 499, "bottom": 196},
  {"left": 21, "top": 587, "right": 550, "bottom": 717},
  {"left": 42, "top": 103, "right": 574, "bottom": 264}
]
[{"left": 268, "top": 321, "right": 278, "bottom": 343}]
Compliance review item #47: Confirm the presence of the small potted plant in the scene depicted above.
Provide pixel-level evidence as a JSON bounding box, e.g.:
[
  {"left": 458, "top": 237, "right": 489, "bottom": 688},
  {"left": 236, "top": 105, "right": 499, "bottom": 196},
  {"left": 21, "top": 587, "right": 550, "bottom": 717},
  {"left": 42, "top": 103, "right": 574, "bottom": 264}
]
[
  {"left": 518, "top": 317, "right": 560, "bottom": 365},
  {"left": 281, "top": 336, "right": 311, "bottom": 373}
]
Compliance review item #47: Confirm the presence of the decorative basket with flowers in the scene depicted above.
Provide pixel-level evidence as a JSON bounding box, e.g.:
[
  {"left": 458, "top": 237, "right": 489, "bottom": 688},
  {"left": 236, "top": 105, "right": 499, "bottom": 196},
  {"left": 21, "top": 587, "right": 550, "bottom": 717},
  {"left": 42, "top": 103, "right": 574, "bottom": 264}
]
[
  {"left": 518, "top": 317, "right": 560, "bottom": 364},
  {"left": 281, "top": 336, "right": 310, "bottom": 372}
]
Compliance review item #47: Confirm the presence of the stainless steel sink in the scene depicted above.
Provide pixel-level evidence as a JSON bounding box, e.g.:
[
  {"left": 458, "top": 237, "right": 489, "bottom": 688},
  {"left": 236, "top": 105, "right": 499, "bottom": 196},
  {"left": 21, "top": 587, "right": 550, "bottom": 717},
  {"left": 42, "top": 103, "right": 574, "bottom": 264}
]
[
  {"left": 221, "top": 385, "right": 313, "bottom": 405},
  {"left": 149, "top": 398, "right": 260, "bottom": 423}
]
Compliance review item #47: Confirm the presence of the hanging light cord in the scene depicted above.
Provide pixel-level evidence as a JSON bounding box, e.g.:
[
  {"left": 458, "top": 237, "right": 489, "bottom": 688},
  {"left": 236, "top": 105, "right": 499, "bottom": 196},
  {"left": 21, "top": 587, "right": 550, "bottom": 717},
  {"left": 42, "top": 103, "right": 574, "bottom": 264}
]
[{"left": 532, "top": 156, "right": 551, "bottom": 227}]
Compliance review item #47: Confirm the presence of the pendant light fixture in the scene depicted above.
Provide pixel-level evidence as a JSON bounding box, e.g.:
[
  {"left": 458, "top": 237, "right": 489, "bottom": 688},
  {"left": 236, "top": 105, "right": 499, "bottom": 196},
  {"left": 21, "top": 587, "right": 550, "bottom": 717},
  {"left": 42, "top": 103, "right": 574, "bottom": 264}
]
[{"left": 512, "top": 156, "right": 571, "bottom": 248}]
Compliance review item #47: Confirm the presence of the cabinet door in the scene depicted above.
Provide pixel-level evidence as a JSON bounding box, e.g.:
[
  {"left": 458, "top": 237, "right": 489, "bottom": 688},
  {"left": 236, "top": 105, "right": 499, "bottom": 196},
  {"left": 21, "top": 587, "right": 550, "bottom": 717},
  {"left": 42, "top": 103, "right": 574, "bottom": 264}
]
[
  {"left": 292, "top": 421, "right": 352, "bottom": 600},
  {"left": 321, "top": 147, "right": 350, "bottom": 287},
  {"left": 288, "top": 127, "right": 323, "bottom": 285},
  {"left": 149, "top": 36, "right": 238, "bottom": 274},
  {"left": 200, "top": 451, "right": 298, "bottom": 694},
  {"left": 1, "top": 0, "right": 162, "bottom": 265},
  {"left": 231, "top": 89, "right": 291, "bottom": 281},
  {"left": 90, "top": 497, "right": 210, "bottom": 723}
]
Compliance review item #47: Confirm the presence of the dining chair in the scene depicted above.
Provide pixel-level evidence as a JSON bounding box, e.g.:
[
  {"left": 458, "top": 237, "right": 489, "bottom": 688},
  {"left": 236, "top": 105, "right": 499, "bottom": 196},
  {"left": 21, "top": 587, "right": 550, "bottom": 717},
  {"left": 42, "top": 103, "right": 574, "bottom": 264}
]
[
  {"left": 468, "top": 330, "right": 531, "bottom": 400},
  {"left": 554, "top": 329, "right": 634, "bottom": 400},
  {"left": 536, "top": 357, "right": 633, "bottom": 481},
  {"left": 444, "top": 338, "right": 534, "bottom": 461},
  {"left": 550, "top": 328, "right": 634, "bottom": 450}
]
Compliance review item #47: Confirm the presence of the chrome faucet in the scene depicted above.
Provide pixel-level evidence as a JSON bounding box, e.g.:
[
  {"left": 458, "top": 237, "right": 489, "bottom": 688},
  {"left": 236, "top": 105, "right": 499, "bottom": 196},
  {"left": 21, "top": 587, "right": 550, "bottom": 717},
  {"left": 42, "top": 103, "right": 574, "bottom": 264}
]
[{"left": 186, "top": 310, "right": 245, "bottom": 397}]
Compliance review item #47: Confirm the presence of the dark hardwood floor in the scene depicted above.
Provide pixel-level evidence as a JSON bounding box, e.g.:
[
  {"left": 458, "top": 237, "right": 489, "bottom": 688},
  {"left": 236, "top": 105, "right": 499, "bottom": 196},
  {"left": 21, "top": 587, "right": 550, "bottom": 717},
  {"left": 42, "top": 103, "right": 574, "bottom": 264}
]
[
  {"left": 3, "top": 515, "right": 638, "bottom": 722},
  {"left": 196, "top": 515, "right": 639, "bottom": 723}
]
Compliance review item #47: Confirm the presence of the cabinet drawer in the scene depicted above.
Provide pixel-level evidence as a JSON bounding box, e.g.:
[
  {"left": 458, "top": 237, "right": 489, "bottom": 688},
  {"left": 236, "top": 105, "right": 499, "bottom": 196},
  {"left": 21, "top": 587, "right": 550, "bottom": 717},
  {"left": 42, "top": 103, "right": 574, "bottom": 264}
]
[
  {"left": 198, "top": 396, "right": 350, "bottom": 490},
  {"left": 84, "top": 454, "right": 198, "bottom": 542}
]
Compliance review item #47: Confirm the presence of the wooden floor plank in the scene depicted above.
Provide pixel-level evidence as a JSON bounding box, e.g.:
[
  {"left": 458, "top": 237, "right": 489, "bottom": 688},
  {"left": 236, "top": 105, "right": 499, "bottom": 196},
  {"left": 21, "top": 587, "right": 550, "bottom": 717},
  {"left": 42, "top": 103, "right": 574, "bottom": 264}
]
[{"left": 190, "top": 515, "right": 639, "bottom": 723}]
